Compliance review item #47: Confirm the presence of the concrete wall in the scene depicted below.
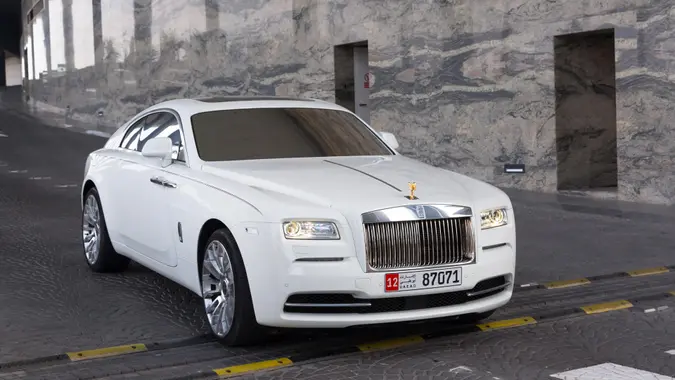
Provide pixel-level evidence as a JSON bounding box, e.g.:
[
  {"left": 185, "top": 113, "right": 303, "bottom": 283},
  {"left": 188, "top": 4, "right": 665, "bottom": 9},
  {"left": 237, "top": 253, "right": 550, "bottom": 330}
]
[
  {"left": 5, "top": 53, "right": 22, "bottom": 87},
  {"left": 18, "top": 0, "right": 675, "bottom": 205}
]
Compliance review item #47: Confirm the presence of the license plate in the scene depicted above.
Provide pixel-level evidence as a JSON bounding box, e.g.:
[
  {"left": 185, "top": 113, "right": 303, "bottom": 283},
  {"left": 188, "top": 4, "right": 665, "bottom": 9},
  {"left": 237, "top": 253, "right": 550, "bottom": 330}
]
[{"left": 385, "top": 267, "right": 462, "bottom": 292}]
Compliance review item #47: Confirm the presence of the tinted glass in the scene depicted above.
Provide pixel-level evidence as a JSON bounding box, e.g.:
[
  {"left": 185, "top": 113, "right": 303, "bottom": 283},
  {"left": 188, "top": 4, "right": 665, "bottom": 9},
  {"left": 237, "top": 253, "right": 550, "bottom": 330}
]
[
  {"left": 120, "top": 112, "right": 186, "bottom": 161},
  {"left": 120, "top": 117, "right": 144, "bottom": 150},
  {"left": 137, "top": 112, "right": 178, "bottom": 151},
  {"left": 190, "top": 108, "right": 393, "bottom": 162}
]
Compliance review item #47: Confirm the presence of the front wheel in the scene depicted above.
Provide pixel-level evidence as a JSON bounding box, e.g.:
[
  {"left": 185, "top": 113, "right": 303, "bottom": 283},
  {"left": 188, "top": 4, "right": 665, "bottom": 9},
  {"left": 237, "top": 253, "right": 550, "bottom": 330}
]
[{"left": 200, "top": 229, "right": 265, "bottom": 346}]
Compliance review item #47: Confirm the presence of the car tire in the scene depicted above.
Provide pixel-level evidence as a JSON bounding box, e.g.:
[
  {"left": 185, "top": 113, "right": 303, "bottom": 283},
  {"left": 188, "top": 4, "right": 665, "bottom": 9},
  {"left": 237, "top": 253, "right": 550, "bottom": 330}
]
[
  {"left": 82, "top": 187, "right": 131, "bottom": 273},
  {"left": 455, "top": 309, "right": 496, "bottom": 324},
  {"left": 200, "top": 228, "right": 265, "bottom": 346}
]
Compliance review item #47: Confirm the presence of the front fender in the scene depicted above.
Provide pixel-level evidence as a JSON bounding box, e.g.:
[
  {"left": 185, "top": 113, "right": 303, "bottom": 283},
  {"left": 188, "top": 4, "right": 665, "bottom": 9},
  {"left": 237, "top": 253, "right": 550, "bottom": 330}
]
[{"left": 172, "top": 178, "right": 266, "bottom": 295}]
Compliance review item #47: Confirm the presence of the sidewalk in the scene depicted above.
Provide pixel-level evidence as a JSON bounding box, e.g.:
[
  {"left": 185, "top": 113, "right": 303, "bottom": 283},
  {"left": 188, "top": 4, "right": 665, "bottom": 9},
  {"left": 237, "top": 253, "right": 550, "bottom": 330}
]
[{"left": 0, "top": 86, "right": 117, "bottom": 138}]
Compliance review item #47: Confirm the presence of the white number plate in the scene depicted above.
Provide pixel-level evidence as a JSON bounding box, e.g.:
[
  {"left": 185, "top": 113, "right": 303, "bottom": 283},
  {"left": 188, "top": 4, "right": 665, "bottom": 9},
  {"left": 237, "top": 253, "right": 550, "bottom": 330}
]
[{"left": 385, "top": 267, "right": 462, "bottom": 292}]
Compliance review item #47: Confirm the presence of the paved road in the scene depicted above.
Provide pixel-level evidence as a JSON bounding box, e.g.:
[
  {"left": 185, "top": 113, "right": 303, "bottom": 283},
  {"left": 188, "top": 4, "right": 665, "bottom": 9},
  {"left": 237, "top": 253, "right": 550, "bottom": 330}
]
[
  {"left": 246, "top": 306, "right": 675, "bottom": 380},
  {"left": 1, "top": 104, "right": 675, "bottom": 377}
]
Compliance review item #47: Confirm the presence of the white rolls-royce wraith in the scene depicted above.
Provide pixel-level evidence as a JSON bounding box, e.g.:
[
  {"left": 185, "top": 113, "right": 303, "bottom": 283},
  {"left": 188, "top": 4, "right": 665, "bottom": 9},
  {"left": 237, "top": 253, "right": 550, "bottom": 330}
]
[{"left": 81, "top": 96, "right": 516, "bottom": 345}]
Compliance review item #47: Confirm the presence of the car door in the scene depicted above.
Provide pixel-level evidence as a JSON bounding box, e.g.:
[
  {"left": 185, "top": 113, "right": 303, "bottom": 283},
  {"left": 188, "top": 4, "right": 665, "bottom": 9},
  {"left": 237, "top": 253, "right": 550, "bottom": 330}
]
[{"left": 113, "top": 111, "right": 181, "bottom": 267}]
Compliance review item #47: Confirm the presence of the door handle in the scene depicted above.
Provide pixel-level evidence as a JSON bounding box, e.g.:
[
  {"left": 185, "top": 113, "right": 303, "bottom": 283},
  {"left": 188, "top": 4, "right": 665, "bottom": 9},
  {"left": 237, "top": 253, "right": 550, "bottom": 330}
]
[
  {"left": 150, "top": 176, "right": 177, "bottom": 189},
  {"left": 162, "top": 180, "right": 177, "bottom": 188}
]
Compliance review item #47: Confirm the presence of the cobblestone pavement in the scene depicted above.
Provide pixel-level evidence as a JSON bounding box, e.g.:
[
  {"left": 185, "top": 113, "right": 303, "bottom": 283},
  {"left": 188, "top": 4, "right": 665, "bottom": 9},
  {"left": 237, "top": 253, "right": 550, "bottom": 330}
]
[
  {"left": 1, "top": 103, "right": 675, "bottom": 378},
  {"left": 242, "top": 307, "right": 675, "bottom": 380}
]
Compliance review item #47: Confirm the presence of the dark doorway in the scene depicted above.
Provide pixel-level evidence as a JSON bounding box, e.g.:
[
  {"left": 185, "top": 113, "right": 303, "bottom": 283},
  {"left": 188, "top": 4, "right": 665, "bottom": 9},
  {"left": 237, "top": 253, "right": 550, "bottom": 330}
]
[
  {"left": 334, "top": 41, "right": 370, "bottom": 124},
  {"left": 554, "top": 29, "right": 618, "bottom": 191},
  {"left": 0, "top": 49, "right": 5, "bottom": 86}
]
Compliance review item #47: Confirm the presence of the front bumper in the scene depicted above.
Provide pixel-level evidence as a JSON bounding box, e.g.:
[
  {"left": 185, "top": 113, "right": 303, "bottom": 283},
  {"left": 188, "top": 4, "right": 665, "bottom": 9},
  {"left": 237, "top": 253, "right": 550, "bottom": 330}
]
[{"left": 237, "top": 221, "right": 516, "bottom": 329}]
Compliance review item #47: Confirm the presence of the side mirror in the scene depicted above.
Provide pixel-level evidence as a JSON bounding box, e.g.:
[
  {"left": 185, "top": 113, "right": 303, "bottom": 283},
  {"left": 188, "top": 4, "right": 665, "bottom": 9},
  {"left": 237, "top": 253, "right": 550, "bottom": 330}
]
[
  {"left": 141, "top": 137, "right": 173, "bottom": 160},
  {"left": 379, "top": 131, "right": 399, "bottom": 150}
]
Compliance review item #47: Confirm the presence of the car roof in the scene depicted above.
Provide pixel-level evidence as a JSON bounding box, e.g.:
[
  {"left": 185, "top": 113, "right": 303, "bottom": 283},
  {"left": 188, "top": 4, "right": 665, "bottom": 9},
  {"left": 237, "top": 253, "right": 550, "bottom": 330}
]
[{"left": 142, "top": 96, "right": 346, "bottom": 116}]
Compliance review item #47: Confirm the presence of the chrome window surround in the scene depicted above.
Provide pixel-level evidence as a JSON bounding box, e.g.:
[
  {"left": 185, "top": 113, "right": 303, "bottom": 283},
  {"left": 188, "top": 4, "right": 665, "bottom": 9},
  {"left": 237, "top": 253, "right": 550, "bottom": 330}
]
[{"left": 361, "top": 204, "right": 476, "bottom": 273}]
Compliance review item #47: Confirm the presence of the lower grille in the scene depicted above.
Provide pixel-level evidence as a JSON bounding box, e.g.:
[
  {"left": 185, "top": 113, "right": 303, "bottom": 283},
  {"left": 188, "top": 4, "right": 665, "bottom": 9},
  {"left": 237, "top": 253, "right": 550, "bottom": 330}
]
[
  {"left": 364, "top": 217, "right": 474, "bottom": 270},
  {"left": 283, "top": 275, "right": 509, "bottom": 314}
]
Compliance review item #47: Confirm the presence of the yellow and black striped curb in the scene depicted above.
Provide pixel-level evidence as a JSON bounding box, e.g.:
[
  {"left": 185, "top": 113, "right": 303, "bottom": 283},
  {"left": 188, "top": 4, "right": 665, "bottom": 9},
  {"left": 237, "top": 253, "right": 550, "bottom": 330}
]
[
  {"left": 515, "top": 265, "right": 675, "bottom": 291},
  {"left": 174, "top": 290, "right": 675, "bottom": 379},
  {"left": 0, "top": 335, "right": 215, "bottom": 370}
]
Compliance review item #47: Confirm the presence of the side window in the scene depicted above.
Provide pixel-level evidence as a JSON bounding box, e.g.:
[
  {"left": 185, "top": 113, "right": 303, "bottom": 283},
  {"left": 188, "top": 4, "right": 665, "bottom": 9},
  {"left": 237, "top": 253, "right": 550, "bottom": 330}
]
[
  {"left": 137, "top": 112, "right": 186, "bottom": 162},
  {"left": 119, "top": 112, "right": 185, "bottom": 162},
  {"left": 120, "top": 117, "right": 146, "bottom": 151}
]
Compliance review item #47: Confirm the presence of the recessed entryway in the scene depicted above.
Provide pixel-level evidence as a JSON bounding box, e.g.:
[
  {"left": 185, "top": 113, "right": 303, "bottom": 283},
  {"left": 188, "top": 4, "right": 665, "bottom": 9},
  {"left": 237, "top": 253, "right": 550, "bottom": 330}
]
[
  {"left": 554, "top": 29, "right": 617, "bottom": 191},
  {"left": 334, "top": 40, "right": 370, "bottom": 124}
]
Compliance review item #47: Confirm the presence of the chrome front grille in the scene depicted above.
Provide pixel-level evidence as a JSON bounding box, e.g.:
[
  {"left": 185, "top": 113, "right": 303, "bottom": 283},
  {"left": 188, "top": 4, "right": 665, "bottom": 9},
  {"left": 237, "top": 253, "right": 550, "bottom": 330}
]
[{"left": 363, "top": 217, "right": 475, "bottom": 271}]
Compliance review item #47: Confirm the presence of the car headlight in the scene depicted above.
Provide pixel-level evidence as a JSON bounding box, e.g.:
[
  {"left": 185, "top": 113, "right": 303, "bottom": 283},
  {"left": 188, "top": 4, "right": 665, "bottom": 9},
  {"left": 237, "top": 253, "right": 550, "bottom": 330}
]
[
  {"left": 480, "top": 208, "right": 508, "bottom": 230},
  {"left": 282, "top": 221, "right": 340, "bottom": 240}
]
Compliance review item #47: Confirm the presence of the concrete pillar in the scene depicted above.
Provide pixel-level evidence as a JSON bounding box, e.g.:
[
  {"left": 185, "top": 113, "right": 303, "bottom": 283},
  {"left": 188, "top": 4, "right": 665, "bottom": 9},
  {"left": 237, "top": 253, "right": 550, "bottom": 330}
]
[
  {"left": 205, "top": 0, "right": 219, "bottom": 31},
  {"left": 62, "top": 0, "right": 74, "bottom": 71},
  {"left": 133, "top": 0, "right": 152, "bottom": 88},
  {"left": 134, "top": 0, "right": 152, "bottom": 45},
  {"left": 92, "top": 0, "right": 103, "bottom": 74},
  {"left": 42, "top": 1, "right": 52, "bottom": 75}
]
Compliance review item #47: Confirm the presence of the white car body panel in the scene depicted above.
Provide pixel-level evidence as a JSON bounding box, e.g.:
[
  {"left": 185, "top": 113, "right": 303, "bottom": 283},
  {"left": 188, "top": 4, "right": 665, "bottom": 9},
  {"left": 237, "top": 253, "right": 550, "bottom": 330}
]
[{"left": 82, "top": 97, "right": 516, "bottom": 329}]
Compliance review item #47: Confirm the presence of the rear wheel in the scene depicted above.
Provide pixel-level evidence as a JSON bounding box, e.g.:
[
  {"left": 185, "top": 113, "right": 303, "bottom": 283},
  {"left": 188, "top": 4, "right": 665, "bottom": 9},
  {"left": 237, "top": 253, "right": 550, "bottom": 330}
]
[
  {"left": 82, "top": 187, "right": 130, "bottom": 272},
  {"left": 200, "top": 229, "right": 265, "bottom": 346}
]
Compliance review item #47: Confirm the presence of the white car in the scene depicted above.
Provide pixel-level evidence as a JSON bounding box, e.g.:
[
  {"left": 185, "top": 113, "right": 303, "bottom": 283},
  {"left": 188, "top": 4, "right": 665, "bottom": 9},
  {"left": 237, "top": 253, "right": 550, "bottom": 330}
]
[{"left": 81, "top": 96, "right": 516, "bottom": 345}]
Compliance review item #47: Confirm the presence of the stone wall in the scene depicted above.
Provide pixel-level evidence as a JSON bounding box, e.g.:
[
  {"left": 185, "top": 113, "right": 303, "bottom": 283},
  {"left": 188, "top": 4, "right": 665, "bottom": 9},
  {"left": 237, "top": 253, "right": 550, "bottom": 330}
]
[{"left": 19, "top": 0, "right": 675, "bottom": 204}]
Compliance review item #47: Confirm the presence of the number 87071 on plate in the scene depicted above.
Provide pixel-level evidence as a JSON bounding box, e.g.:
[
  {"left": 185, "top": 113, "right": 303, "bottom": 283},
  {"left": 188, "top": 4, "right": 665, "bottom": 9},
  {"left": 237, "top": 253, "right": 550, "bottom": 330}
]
[{"left": 385, "top": 267, "right": 462, "bottom": 292}]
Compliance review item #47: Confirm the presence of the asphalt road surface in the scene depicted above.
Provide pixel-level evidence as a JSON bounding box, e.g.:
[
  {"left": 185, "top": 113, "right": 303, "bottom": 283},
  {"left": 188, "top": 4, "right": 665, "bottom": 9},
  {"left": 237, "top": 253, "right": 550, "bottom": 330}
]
[{"left": 1, "top": 104, "right": 675, "bottom": 379}]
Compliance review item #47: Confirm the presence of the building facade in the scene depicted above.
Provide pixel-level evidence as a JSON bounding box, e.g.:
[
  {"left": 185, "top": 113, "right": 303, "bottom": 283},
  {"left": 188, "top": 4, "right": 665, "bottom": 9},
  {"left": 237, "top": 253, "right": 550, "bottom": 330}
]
[{"left": 19, "top": 0, "right": 675, "bottom": 205}]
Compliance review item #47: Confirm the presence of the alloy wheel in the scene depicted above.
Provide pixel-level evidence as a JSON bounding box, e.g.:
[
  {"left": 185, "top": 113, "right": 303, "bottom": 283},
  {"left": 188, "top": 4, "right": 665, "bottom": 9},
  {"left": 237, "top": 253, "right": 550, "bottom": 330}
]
[
  {"left": 82, "top": 194, "right": 101, "bottom": 264},
  {"left": 201, "top": 240, "right": 236, "bottom": 337}
]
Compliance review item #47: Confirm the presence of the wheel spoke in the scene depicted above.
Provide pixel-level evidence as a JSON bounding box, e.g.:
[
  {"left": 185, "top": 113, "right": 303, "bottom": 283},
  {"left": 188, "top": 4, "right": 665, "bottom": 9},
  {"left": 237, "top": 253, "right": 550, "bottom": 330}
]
[
  {"left": 203, "top": 285, "right": 220, "bottom": 299},
  {"left": 211, "top": 300, "right": 225, "bottom": 335},
  {"left": 85, "top": 235, "right": 97, "bottom": 253},
  {"left": 206, "top": 297, "right": 221, "bottom": 314},
  {"left": 204, "top": 257, "right": 223, "bottom": 280}
]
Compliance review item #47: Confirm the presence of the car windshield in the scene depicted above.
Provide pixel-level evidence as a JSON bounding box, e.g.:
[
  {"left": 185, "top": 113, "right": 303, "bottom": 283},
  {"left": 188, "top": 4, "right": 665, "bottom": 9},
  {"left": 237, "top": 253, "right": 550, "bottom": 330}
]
[{"left": 190, "top": 107, "right": 393, "bottom": 161}]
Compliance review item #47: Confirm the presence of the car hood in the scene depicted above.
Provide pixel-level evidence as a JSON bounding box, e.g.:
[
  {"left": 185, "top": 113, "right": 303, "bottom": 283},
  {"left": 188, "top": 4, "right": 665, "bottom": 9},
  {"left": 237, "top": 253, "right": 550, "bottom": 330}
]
[{"left": 200, "top": 156, "right": 504, "bottom": 217}]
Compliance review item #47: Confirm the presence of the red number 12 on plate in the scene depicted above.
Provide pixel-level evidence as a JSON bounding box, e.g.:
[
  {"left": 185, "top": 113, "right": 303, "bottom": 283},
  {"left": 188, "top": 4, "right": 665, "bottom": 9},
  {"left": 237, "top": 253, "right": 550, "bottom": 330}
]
[{"left": 385, "top": 273, "right": 399, "bottom": 292}]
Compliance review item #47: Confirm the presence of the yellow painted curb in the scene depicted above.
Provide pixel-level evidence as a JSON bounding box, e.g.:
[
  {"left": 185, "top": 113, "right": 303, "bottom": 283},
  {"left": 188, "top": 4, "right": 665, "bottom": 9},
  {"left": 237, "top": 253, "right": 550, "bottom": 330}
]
[
  {"left": 477, "top": 316, "right": 536, "bottom": 331},
  {"left": 544, "top": 278, "right": 591, "bottom": 289},
  {"left": 67, "top": 343, "right": 147, "bottom": 361},
  {"left": 626, "top": 267, "right": 670, "bottom": 277},
  {"left": 213, "top": 358, "right": 292, "bottom": 377},
  {"left": 357, "top": 335, "right": 424, "bottom": 352},
  {"left": 580, "top": 300, "right": 633, "bottom": 314}
]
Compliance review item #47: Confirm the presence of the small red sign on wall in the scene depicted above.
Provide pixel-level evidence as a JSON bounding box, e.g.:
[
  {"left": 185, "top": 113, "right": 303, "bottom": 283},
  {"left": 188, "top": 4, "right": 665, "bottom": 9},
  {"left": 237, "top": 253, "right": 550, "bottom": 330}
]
[{"left": 364, "top": 73, "right": 371, "bottom": 89}]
